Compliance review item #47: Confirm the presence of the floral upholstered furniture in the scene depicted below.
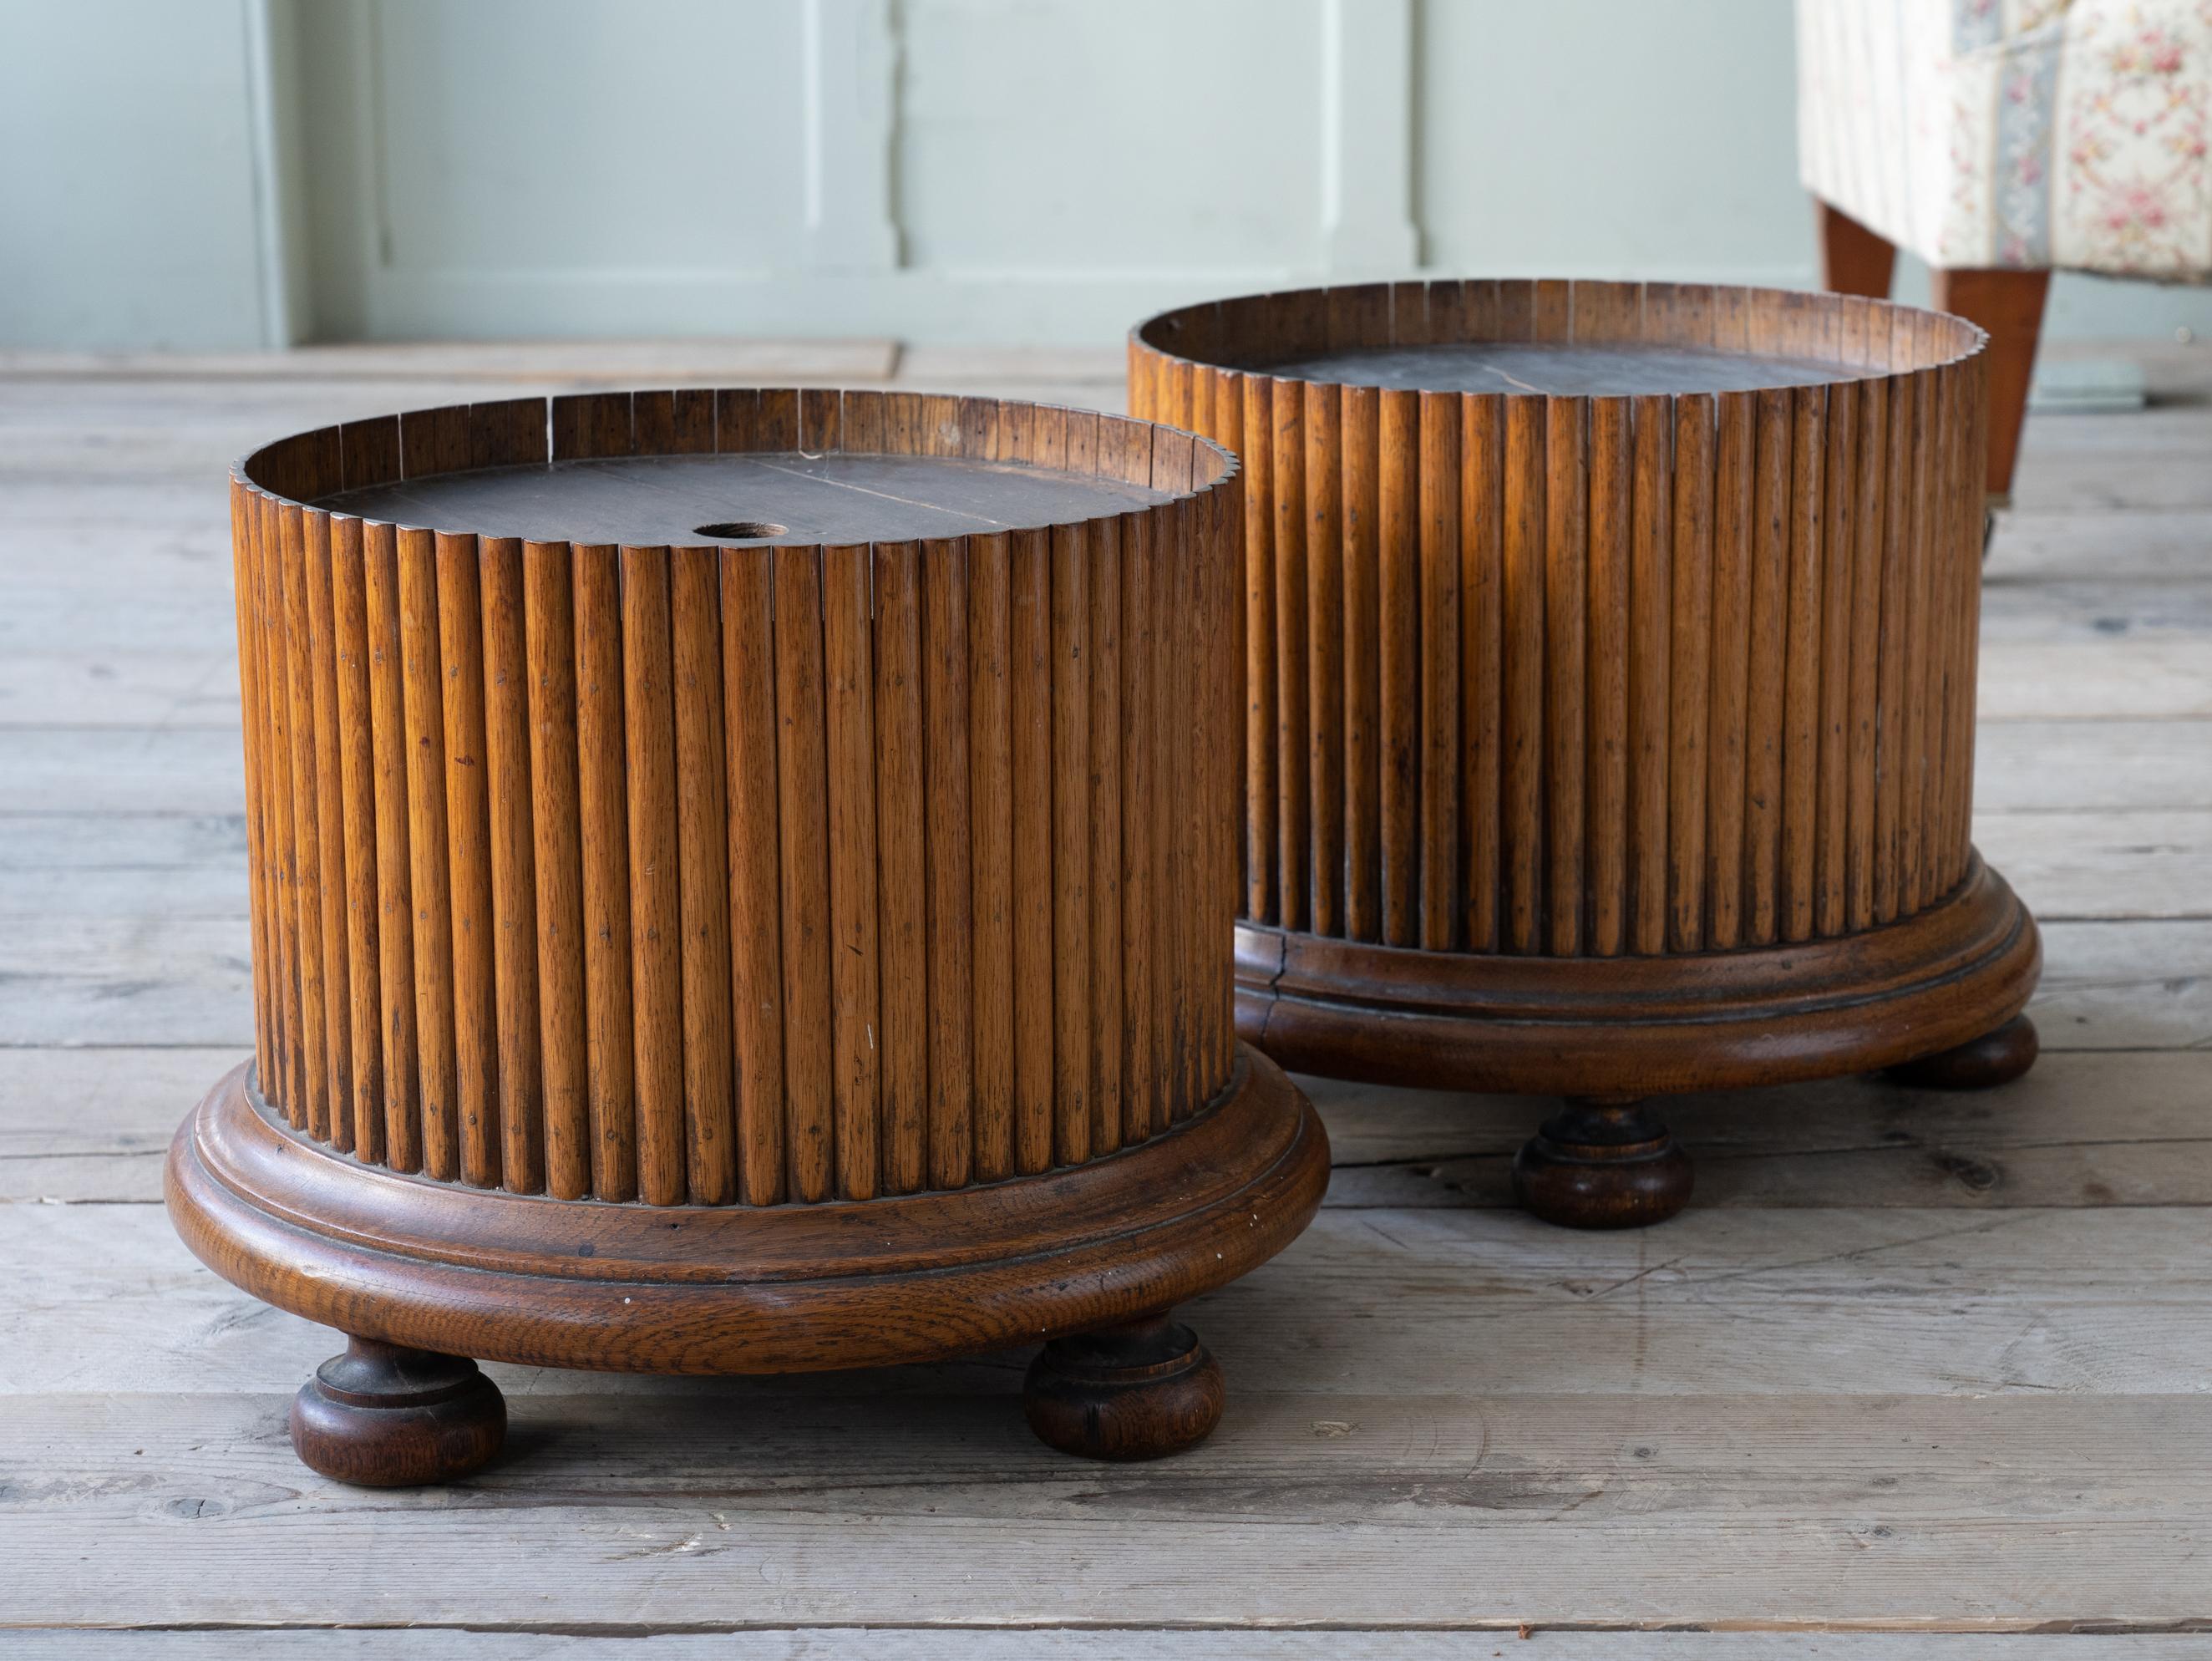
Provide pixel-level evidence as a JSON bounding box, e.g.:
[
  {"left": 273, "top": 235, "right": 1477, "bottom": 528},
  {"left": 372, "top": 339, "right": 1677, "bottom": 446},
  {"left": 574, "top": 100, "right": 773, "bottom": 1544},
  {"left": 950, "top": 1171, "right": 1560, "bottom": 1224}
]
[{"left": 1798, "top": 0, "right": 2212, "bottom": 500}]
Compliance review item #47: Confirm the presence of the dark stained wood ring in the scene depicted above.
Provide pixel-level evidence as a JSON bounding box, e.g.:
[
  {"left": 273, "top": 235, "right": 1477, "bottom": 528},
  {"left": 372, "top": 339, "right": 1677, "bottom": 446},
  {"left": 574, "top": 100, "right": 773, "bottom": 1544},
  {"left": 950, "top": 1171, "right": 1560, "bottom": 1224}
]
[{"left": 167, "top": 1049, "right": 1327, "bottom": 1377}]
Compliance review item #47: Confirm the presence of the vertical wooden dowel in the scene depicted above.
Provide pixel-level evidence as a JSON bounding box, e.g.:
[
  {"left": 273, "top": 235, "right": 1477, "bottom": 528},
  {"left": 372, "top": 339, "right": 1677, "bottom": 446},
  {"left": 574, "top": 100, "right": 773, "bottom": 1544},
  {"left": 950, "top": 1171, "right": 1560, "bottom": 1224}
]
[
  {"left": 1544, "top": 397, "right": 1588, "bottom": 957},
  {"left": 921, "top": 537, "right": 978, "bottom": 1186},
  {"left": 1009, "top": 526, "right": 1055, "bottom": 1173},
  {"left": 1624, "top": 396, "right": 1676, "bottom": 957},
  {"left": 1243, "top": 373, "right": 1278, "bottom": 922},
  {"left": 1163, "top": 499, "right": 1194, "bottom": 1117},
  {"left": 864, "top": 541, "right": 924, "bottom": 1195},
  {"left": 619, "top": 546, "right": 684, "bottom": 1207},
  {"left": 1304, "top": 379, "right": 1345, "bottom": 937},
  {"left": 1902, "top": 369, "right": 1937, "bottom": 915},
  {"left": 1377, "top": 387, "right": 1421, "bottom": 945},
  {"left": 772, "top": 546, "right": 835, "bottom": 1203},
  {"left": 304, "top": 513, "right": 354, "bottom": 1152},
  {"left": 1118, "top": 511, "right": 1159, "bottom": 1143},
  {"left": 1743, "top": 389, "right": 1792, "bottom": 947},
  {"left": 572, "top": 542, "right": 637, "bottom": 1201},
  {"left": 1341, "top": 384, "right": 1382, "bottom": 942},
  {"left": 1271, "top": 378, "right": 1309, "bottom": 932},
  {"left": 1501, "top": 396, "right": 1547, "bottom": 954},
  {"left": 719, "top": 546, "right": 788, "bottom": 1206},
  {"left": 966, "top": 532, "right": 1017, "bottom": 1176},
  {"left": 1585, "top": 397, "right": 1632, "bottom": 957},
  {"left": 1844, "top": 381, "right": 1888, "bottom": 932},
  {"left": 230, "top": 485, "right": 276, "bottom": 1102},
  {"left": 1667, "top": 395, "right": 1715, "bottom": 954},
  {"left": 1779, "top": 389, "right": 1827, "bottom": 944},
  {"left": 1705, "top": 395, "right": 1755, "bottom": 951},
  {"left": 397, "top": 526, "right": 459, "bottom": 1180},
  {"left": 362, "top": 522, "right": 420, "bottom": 1171},
  {"left": 1815, "top": 381, "right": 1859, "bottom": 937},
  {"left": 479, "top": 536, "right": 544, "bottom": 1193},
  {"left": 1460, "top": 395, "right": 1505, "bottom": 953},
  {"left": 671, "top": 545, "right": 737, "bottom": 1205},
  {"left": 1050, "top": 521, "right": 1093, "bottom": 1164},
  {"left": 523, "top": 540, "right": 590, "bottom": 1200},
  {"left": 1083, "top": 521, "right": 1124, "bottom": 1156},
  {"left": 825, "top": 541, "right": 888, "bottom": 1202},
  {"left": 254, "top": 494, "right": 304, "bottom": 1125},
  {"left": 328, "top": 516, "right": 383, "bottom": 1164},
  {"left": 1418, "top": 391, "right": 1463, "bottom": 950},
  {"left": 438, "top": 532, "right": 500, "bottom": 1188},
  {"left": 1873, "top": 370, "right": 1911, "bottom": 924},
  {"left": 281, "top": 505, "right": 332, "bottom": 1141}
]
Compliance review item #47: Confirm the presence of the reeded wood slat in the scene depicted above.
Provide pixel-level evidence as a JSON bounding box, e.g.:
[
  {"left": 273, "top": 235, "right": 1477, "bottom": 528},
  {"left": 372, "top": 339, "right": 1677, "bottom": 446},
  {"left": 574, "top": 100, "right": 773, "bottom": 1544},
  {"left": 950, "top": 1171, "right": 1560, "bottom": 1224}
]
[
  {"left": 1271, "top": 379, "right": 1309, "bottom": 932},
  {"left": 437, "top": 531, "right": 500, "bottom": 1188},
  {"left": 362, "top": 521, "right": 420, "bottom": 1171},
  {"left": 773, "top": 546, "right": 835, "bottom": 1205},
  {"left": 1418, "top": 391, "right": 1462, "bottom": 952},
  {"left": 1585, "top": 398, "right": 1630, "bottom": 957},
  {"left": 718, "top": 545, "right": 787, "bottom": 1206},
  {"left": 523, "top": 540, "right": 589, "bottom": 1200},
  {"left": 619, "top": 546, "right": 685, "bottom": 1208},
  {"left": 1377, "top": 389, "right": 1421, "bottom": 947},
  {"left": 1118, "top": 510, "right": 1159, "bottom": 1144},
  {"left": 328, "top": 516, "right": 385, "bottom": 1166},
  {"left": 280, "top": 504, "right": 330, "bottom": 1142},
  {"left": 1050, "top": 521, "right": 1093, "bottom": 1165},
  {"left": 1667, "top": 396, "right": 1715, "bottom": 954},
  {"left": 1500, "top": 397, "right": 1546, "bottom": 956},
  {"left": 1543, "top": 398, "right": 1587, "bottom": 957},
  {"left": 1304, "top": 380, "right": 1344, "bottom": 938},
  {"left": 1459, "top": 395, "right": 1504, "bottom": 954},
  {"left": 1083, "top": 522, "right": 1122, "bottom": 1159},
  {"left": 1706, "top": 395, "right": 1756, "bottom": 952},
  {"left": 1342, "top": 385, "right": 1382, "bottom": 943},
  {"left": 1243, "top": 374, "right": 1278, "bottom": 921},
  {"left": 479, "top": 537, "right": 543, "bottom": 1194},
  {"left": 398, "top": 526, "right": 459, "bottom": 1180},
  {"left": 1008, "top": 526, "right": 1055, "bottom": 1174},
  {"left": 572, "top": 542, "right": 637, "bottom": 1201},
  {"left": 671, "top": 544, "right": 737, "bottom": 1206},
  {"left": 966, "top": 531, "right": 1016, "bottom": 1178},
  {"left": 869, "top": 540, "right": 926, "bottom": 1194},
  {"left": 1780, "top": 389, "right": 1827, "bottom": 945},
  {"left": 1743, "top": 390, "right": 1792, "bottom": 948},
  {"left": 829, "top": 541, "right": 886, "bottom": 1202},
  {"left": 1844, "top": 382, "right": 1887, "bottom": 933},
  {"left": 1621, "top": 396, "right": 1672, "bottom": 958},
  {"left": 1815, "top": 382, "right": 1859, "bottom": 940},
  {"left": 303, "top": 512, "right": 354, "bottom": 1153},
  {"left": 924, "top": 536, "right": 978, "bottom": 1187}
]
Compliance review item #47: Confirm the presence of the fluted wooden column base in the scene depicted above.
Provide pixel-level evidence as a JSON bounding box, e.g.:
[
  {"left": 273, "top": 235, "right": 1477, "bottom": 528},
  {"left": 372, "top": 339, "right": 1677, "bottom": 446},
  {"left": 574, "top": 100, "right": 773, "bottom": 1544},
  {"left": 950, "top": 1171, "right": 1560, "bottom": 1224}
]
[{"left": 167, "top": 1047, "right": 1327, "bottom": 1477}]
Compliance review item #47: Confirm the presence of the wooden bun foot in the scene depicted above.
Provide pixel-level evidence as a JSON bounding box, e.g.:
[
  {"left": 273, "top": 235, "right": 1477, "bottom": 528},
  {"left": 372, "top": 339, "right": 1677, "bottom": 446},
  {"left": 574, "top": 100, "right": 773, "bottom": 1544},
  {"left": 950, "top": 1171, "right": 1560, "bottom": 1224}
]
[
  {"left": 1886, "top": 1014, "right": 2039, "bottom": 1091},
  {"left": 289, "top": 1337, "right": 505, "bottom": 1487},
  {"left": 1023, "top": 1315, "right": 1225, "bottom": 1460},
  {"left": 1512, "top": 1098, "right": 1694, "bottom": 1230}
]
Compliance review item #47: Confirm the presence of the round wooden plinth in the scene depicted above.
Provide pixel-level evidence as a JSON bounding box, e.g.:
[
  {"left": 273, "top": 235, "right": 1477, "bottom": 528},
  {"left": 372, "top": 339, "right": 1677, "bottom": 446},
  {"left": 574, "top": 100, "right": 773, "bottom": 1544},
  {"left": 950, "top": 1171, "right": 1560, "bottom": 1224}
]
[
  {"left": 166, "top": 1045, "right": 1327, "bottom": 1378},
  {"left": 1236, "top": 856, "right": 2037, "bottom": 1098}
]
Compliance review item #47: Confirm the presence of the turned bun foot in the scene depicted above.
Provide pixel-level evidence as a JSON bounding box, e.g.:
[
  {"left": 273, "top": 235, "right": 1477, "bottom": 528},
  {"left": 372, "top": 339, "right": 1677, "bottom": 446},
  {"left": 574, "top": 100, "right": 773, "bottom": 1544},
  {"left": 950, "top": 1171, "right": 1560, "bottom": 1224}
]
[
  {"left": 1513, "top": 1097, "right": 1694, "bottom": 1230},
  {"left": 1887, "top": 1014, "right": 2039, "bottom": 1090},
  {"left": 1023, "top": 1315, "right": 1225, "bottom": 1460},
  {"left": 290, "top": 1338, "right": 505, "bottom": 1487}
]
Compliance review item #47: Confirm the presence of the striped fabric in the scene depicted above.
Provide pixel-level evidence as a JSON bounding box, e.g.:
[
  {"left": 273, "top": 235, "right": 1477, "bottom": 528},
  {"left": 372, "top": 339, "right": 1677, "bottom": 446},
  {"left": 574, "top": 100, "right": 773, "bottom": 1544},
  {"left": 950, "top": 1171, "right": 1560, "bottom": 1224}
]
[{"left": 1798, "top": 0, "right": 2212, "bottom": 280}]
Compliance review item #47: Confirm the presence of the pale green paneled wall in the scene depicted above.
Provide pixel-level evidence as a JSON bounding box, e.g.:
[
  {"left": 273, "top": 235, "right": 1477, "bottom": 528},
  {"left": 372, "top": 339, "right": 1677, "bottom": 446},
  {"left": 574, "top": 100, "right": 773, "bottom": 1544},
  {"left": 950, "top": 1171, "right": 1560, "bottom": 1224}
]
[{"left": 7, "top": 0, "right": 2207, "bottom": 349}]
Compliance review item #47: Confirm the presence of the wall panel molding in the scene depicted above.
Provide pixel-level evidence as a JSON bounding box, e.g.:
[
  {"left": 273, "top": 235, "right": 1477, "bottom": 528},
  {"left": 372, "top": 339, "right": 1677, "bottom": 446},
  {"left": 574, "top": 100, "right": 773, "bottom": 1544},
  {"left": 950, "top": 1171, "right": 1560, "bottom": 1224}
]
[
  {"left": 804, "top": 0, "right": 901, "bottom": 272},
  {"left": 1317, "top": 0, "right": 1419, "bottom": 273}
]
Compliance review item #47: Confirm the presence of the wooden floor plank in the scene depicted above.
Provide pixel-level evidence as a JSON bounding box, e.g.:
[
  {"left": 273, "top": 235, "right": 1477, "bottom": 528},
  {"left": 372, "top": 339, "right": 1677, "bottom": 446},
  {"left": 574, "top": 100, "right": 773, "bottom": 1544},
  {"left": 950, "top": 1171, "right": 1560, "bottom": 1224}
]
[
  {"left": 3, "top": 1389, "right": 2207, "bottom": 1628},
  {"left": 21, "top": 1639, "right": 2212, "bottom": 1659}
]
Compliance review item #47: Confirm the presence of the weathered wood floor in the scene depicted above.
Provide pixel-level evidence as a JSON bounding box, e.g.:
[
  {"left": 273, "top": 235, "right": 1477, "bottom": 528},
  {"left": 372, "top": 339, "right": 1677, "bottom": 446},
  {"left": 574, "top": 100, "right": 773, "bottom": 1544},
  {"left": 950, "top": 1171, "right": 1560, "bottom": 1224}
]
[{"left": 3, "top": 342, "right": 2209, "bottom": 1654}]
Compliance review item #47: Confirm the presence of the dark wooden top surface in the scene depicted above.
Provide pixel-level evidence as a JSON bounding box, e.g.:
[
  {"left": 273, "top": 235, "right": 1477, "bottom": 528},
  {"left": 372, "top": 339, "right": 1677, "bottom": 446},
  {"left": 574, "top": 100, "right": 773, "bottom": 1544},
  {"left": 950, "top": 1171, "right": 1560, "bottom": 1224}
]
[
  {"left": 1241, "top": 342, "right": 1857, "bottom": 396},
  {"left": 314, "top": 451, "right": 1169, "bottom": 545}
]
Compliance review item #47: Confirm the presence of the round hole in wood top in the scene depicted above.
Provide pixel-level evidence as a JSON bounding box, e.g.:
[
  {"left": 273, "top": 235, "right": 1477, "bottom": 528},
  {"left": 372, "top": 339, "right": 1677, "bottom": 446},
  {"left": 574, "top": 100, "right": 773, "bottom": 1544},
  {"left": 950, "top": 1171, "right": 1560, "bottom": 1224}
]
[{"left": 693, "top": 520, "right": 789, "bottom": 541}]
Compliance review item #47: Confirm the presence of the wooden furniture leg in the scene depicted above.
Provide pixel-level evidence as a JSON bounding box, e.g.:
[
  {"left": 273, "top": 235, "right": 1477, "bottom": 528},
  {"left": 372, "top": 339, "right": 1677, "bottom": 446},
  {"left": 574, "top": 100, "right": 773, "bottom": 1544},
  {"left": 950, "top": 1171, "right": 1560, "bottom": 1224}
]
[
  {"left": 1815, "top": 197, "right": 1896, "bottom": 299},
  {"left": 290, "top": 1337, "right": 506, "bottom": 1487},
  {"left": 1511, "top": 1097, "right": 1694, "bottom": 1230},
  {"left": 1930, "top": 267, "right": 2051, "bottom": 500},
  {"left": 1023, "top": 1313, "right": 1225, "bottom": 1460},
  {"left": 1887, "top": 1013, "right": 2041, "bottom": 1090}
]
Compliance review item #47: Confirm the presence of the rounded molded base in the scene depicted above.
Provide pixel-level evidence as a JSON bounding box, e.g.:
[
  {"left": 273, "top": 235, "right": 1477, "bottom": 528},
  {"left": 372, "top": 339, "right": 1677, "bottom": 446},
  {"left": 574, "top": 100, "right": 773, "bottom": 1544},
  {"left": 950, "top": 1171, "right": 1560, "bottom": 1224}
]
[
  {"left": 1512, "top": 1099, "right": 1694, "bottom": 1230},
  {"left": 1023, "top": 1315, "right": 1225, "bottom": 1460},
  {"left": 1886, "top": 1014, "right": 2040, "bottom": 1091},
  {"left": 290, "top": 1338, "right": 505, "bottom": 1487},
  {"left": 1238, "top": 857, "right": 2040, "bottom": 1099},
  {"left": 165, "top": 1044, "right": 1327, "bottom": 1379}
]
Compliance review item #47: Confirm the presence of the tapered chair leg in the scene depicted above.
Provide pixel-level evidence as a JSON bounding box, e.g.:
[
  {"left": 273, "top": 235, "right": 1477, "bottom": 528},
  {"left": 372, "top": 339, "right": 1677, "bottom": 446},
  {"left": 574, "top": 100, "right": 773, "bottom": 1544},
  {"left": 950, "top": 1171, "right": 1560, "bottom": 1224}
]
[
  {"left": 1815, "top": 197, "right": 1896, "bottom": 299},
  {"left": 1930, "top": 267, "right": 2052, "bottom": 501}
]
